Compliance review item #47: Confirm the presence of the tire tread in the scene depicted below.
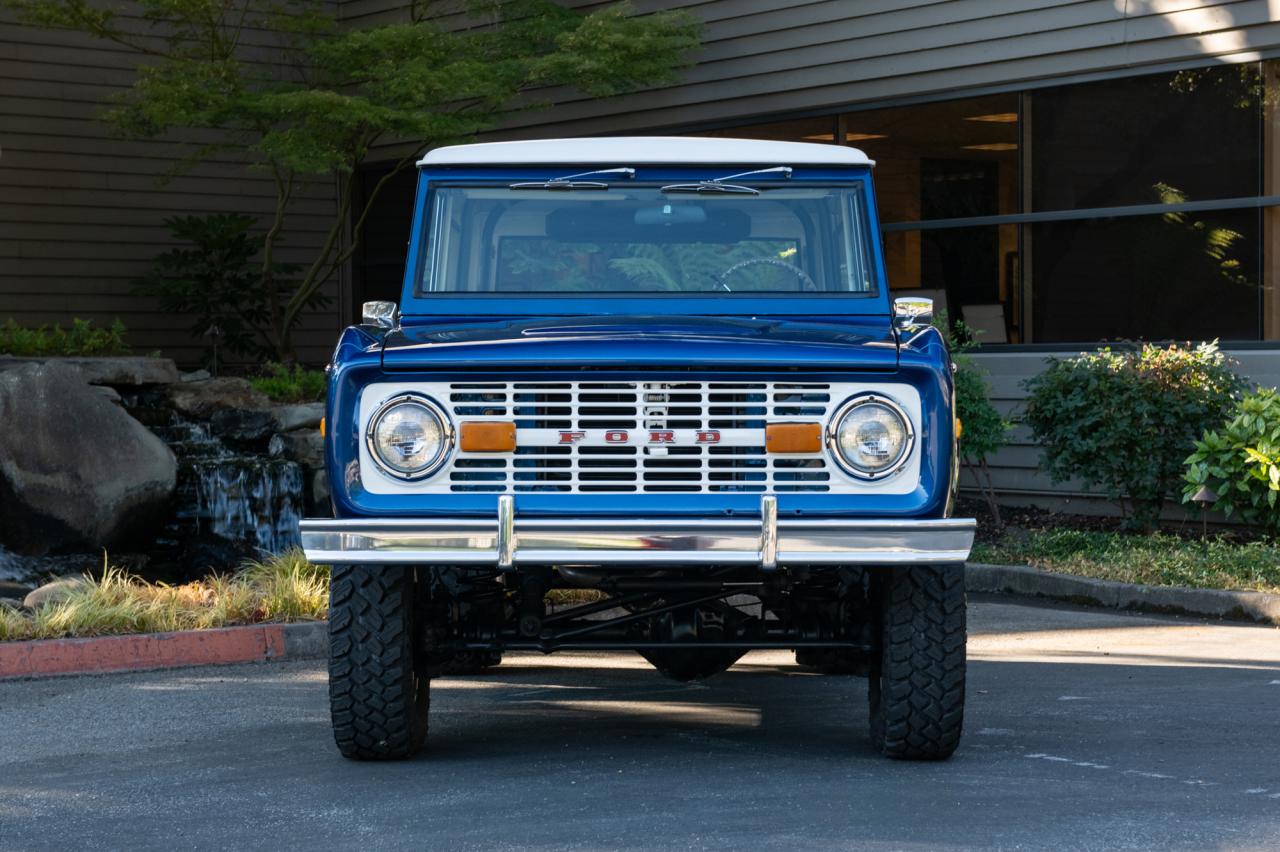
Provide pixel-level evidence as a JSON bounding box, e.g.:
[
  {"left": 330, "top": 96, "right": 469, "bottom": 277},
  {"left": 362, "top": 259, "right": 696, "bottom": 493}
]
[
  {"left": 328, "top": 565, "right": 428, "bottom": 760},
  {"left": 871, "top": 565, "right": 966, "bottom": 760}
]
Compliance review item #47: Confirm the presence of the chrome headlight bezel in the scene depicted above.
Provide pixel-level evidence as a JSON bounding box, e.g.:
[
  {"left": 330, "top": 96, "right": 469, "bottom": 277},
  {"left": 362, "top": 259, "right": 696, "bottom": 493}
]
[
  {"left": 364, "top": 393, "right": 453, "bottom": 481},
  {"left": 827, "top": 393, "right": 915, "bottom": 480}
]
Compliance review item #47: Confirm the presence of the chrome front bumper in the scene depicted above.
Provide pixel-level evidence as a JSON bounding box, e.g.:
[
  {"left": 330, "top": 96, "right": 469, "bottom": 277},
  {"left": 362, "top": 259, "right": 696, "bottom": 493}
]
[{"left": 301, "top": 496, "right": 975, "bottom": 568}]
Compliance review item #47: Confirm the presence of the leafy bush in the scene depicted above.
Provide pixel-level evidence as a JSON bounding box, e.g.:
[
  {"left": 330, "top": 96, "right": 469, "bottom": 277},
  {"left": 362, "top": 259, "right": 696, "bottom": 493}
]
[
  {"left": 0, "top": 317, "right": 130, "bottom": 357},
  {"left": 933, "top": 314, "right": 1010, "bottom": 525},
  {"left": 954, "top": 366, "right": 1008, "bottom": 462},
  {"left": 1183, "top": 387, "right": 1280, "bottom": 535},
  {"left": 1023, "top": 341, "right": 1244, "bottom": 527},
  {"left": 250, "top": 362, "right": 327, "bottom": 403},
  {"left": 133, "top": 214, "right": 323, "bottom": 364}
]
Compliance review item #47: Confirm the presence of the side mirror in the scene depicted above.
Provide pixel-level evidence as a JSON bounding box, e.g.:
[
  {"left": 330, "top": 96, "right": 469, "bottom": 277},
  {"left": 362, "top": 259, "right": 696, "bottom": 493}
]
[
  {"left": 362, "top": 300, "right": 399, "bottom": 329},
  {"left": 893, "top": 296, "right": 933, "bottom": 331}
]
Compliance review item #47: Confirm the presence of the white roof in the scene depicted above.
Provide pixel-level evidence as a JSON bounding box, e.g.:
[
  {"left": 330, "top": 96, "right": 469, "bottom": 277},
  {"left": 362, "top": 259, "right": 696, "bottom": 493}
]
[{"left": 419, "top": 136, "right": 873, "bottom": 168}]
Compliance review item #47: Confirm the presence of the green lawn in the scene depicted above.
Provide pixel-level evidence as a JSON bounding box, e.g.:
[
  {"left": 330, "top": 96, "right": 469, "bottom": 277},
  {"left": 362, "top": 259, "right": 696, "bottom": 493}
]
[{"left": 972, "top": 529, "right": 1280, "bottom": 594}]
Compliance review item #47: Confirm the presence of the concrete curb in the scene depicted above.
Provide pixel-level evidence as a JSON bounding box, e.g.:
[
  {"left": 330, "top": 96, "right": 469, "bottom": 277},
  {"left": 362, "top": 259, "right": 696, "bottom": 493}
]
[
  {"left": 967, "top": 562, "right": 1280, "bottom": 625},
  {"left": 0, "top": 620, "right": 327, "bottom": 681}
]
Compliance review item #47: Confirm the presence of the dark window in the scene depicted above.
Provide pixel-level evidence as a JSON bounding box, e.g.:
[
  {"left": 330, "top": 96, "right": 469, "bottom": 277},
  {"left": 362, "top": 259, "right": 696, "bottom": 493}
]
[
  {"left": 1029, "top": 66, "right": 1264, "bottom": 342},
  {"left": 845, "top": 93, "right": 1019, "bottom": 227},
  {"left": 1031, "top": 67, "right": 1261, "bottom": 211},
  {"left": 840, "top": 95, "right": 1020, "bottom": 338},
  {"left": 351, "top": 164, "right": 418, "bottom": 317},
  {"left": 1031, "top": 208, "right": 1261, "bottom": 343}
]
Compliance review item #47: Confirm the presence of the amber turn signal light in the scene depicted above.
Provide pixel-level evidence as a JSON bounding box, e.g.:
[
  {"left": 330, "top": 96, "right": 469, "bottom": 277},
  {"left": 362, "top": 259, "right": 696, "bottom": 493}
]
[
  {"left": 765, "top": 422, "right": 823, "bottom": 454},
  {"left": 460, "top": 421, "right": 517, "bottom": 452},
  {"left": 319, "top": 417, "right": 325, "bottom": 439}
]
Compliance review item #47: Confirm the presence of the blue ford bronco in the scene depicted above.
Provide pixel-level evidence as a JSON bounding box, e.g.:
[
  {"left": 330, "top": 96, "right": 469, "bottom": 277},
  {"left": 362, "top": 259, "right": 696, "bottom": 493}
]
[{"left": 302, "top": 137, "right": 975, "bottom": 761}]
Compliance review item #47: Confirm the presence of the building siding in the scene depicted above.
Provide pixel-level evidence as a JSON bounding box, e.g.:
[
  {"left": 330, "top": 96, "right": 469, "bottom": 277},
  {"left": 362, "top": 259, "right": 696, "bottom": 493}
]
[
  {"left": 0, "top": 19, "right": 343, "bottom": 366},
  {"left": 443, "top": 0, "right": 1280, "bottom": 141}
]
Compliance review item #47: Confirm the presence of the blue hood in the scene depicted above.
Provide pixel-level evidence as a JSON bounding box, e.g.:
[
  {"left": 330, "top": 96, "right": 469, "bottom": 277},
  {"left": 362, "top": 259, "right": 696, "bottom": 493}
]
[{"left": 379, "top": 315, "right": 899, "bottom": 371}]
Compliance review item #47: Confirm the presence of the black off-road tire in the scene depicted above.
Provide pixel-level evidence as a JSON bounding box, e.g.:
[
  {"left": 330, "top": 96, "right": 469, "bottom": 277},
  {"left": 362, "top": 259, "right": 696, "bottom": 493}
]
[
  {"left": 328, "top": 565, "right": 430, "bottom": 760},
  {"left": 868, "top": 564, "right": 966, "bottom": 760}
]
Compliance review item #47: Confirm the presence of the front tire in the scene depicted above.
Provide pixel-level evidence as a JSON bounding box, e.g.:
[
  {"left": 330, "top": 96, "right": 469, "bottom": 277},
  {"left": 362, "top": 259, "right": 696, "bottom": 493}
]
[
  {"left": 868, "top": 564, "right": 966, "bottom": 760},
  {"left": 328, "top": 565, "right": 430, "bottom": 760}
]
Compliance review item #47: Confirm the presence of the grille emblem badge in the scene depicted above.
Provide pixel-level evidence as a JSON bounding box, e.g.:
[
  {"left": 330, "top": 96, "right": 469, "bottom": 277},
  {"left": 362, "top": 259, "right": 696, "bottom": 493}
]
[{"left": 556, "top": 429, "right": 722, "bottom": 445}]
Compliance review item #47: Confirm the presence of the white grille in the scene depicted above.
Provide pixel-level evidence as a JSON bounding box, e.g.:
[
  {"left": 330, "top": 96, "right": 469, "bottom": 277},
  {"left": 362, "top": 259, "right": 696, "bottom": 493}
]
[
  {"left": 447, "top": 380, "right": 834, "bottom": 494},
  {"left": 358, "top": 379, "right": 923, "bottom": 497}
]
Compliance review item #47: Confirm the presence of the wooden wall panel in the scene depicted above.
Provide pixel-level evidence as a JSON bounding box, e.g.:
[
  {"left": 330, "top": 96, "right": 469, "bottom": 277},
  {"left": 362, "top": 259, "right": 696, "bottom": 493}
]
[
  {"left": 465, "top": 1, "right": 1273, "bottom": 141},
  {"left": 0, "top": 17, "right": 342, "bottom": 367}
]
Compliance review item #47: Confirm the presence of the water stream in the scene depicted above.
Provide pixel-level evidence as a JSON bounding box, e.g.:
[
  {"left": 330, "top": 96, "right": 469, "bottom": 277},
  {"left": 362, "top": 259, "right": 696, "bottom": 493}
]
[
  {"left": 2, "top": 405, "right": 308, "bottom": 593},
  {"left": 157, "top": 418, "right": 303, "bottom": 557}
]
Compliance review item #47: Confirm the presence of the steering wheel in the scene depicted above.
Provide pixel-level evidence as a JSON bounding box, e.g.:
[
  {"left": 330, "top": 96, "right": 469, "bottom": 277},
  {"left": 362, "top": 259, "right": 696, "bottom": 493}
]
[{"left": 714, "top": 257, "right": 818, "bottom": 292}]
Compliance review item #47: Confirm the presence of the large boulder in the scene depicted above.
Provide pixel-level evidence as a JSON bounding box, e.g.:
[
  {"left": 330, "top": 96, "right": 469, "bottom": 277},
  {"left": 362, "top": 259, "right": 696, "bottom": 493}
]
[
  {"left": 210, "top": 407, "right": 279, "bottom": 442},
  {"left": 271, "top": 403, "right": 324, "bottom": 432},
  {"left": 22, "top": 576, "right": 86, "bottom": 609},
  {"left": 205, "top": 399, "right": 323, "bottom": 445},
  {"left": 0, "top": 363, "right": 178, "bottom": 555},
  {"left": 269, "top": 429, "right": 325, "bottom": 469},
  {"left": 0, "top": 356, "right": 179, "bottom": 386},
  {"left": 164, "top": 377, "right": 271, "bottom": 421}
]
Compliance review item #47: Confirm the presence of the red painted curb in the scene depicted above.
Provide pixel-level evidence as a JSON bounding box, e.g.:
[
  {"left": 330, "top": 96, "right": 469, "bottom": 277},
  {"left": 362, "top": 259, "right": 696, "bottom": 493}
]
[{"left": 0, "top": 624, "right": 288, "bottom": 679}]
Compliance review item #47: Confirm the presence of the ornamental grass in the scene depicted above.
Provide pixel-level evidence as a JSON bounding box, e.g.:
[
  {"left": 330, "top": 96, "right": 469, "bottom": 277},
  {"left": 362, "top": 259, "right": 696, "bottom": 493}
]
[{"left": 0, "top": 549, "right": 328, "bottom": 642}]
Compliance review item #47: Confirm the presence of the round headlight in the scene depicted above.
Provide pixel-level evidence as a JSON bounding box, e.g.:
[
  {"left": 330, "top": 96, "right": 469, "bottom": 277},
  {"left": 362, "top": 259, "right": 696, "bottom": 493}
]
[
  {"left": 366, "top": 395, "right": 451, "bottom": 480},
  {"left": 830, "top": 395, "right": 913, "bottom": 479}
]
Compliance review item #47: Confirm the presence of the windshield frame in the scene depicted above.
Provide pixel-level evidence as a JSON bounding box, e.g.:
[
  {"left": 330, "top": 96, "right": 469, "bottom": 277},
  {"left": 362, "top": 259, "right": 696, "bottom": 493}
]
[{"left": 398, "top": 165, "right": 891, "bottom": 319}]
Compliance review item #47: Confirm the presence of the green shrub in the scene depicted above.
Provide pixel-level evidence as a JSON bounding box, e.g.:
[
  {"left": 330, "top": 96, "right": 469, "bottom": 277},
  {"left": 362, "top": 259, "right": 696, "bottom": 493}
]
[
  {"left": 133, "top": 214, "right": 325, "bottom": 364},
  {"left": 933, "top": 314, "right": 1011, "bottom": 525},
  {"left": 951, "top": 346, "right": 1009, "bottom": 466},
  {"left": 0, "top": 318, "right": 130, "bottom": 357},
  {"left": 1023, "top": 341, "right": 1244, "bottom": 528},
  {"left": 1183, "top": 387, "right": 1280, "bottom": 535},
  {"left": 250, "top": 362, "right": 327, "bottom": 403}
]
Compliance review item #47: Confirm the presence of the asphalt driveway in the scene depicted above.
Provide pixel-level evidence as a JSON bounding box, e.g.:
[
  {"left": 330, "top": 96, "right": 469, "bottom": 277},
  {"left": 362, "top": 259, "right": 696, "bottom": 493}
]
[{"left": 2, "top": 598, "right": 1278, "bottom": 851}]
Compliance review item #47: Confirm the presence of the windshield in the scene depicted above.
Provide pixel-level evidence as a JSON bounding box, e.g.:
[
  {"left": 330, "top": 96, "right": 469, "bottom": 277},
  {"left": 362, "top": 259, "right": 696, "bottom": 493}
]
[{"left": 417, "top": 184, "right": 877, "bottom": 296}]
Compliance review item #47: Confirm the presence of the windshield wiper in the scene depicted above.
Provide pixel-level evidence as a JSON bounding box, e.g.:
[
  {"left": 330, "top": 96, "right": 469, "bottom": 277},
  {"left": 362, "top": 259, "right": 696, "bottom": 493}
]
[
  {"left": 660, "top": 165, "right": 793, "bottom": 195},
  {"left": 510, "top": 167, "right": 635, "bottom": 191}
]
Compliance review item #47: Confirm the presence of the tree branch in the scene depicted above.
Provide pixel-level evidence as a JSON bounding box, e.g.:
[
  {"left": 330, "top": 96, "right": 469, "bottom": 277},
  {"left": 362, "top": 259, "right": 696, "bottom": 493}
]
[{"left": 260, "top": 164, "right": 295, "bottom": 358}]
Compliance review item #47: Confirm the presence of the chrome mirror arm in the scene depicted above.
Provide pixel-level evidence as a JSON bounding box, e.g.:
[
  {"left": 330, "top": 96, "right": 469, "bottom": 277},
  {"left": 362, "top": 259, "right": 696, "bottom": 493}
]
[
  {"left": 893, "top": 296, "right": 934, "bottom": 332},
  {"left": 362, "top": 300, "right": 399, "bottom": 330}
]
